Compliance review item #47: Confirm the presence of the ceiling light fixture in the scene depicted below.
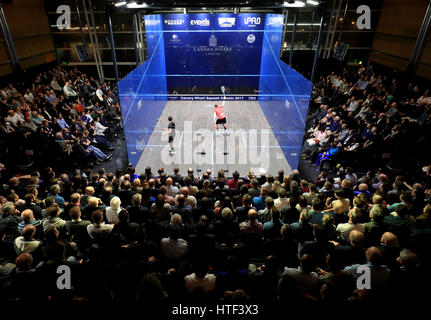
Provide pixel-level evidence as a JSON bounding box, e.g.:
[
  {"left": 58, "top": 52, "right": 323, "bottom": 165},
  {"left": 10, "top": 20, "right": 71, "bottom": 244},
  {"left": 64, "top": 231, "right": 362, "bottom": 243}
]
[
  {"left": 127, "top": 2, "right": 147, "bottom": 9},
  {"left": 284, "top": 1, "right": 306, "bottom": 7}
]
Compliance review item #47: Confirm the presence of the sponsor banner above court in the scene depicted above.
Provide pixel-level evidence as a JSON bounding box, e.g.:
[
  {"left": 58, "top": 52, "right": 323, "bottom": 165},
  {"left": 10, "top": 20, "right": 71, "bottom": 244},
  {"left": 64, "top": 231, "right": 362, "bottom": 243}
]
[
  {"left": 167, "top": 96, "right": 258, "bottom": 101},
  {"left": 162, "top": 14, "right": 266, "bottom": 92},
  {"left": 161, "top": 13, "right": 266, "bottom": 31}
]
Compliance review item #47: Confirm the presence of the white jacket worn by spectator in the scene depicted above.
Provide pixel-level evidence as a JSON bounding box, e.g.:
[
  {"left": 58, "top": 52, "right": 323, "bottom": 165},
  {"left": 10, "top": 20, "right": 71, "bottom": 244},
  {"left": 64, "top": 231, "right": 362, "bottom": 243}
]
[{"left": 63, "top": 83, "right": 78, "bottom": 97}]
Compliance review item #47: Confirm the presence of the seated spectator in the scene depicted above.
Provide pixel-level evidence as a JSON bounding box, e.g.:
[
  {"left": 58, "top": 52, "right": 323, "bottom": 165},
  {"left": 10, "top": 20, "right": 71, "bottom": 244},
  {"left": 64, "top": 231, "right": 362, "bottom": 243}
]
[
  {"left": 159, "top": 185, "right": 174, "bottom": 205},
  {"left": 65, "top": 206, "right": 91, "bottom": 249},
  {"left": 165, "top": 177, "right": 179, "bottom": 197},
  {"left": 296, "top": 195, "right": 310, "bottom": 213},
  {"left": 17, "top": 193, "right": 43, "bottom": 220},
  {"left": 310, "top": 198, "right": 325, "bottom": 225},
  {"left": 214, "top": 208, "right": 240, "bottom": 242},
  {"left": 82, "top": 196, "right": 106, "bottom": 221},
  {"left": 239, "top": 209, "right": 263, "bottom": 238},
  {"left": 354, "top": 183, "right": 371, "bottom": 199},
  {"left": 49, "top": 184, "right": 65, "bottom": 208},
  {"left": 336, "top": 208, "right": 365, "bottom": 243},
  {"left": 63, "top": 80, "right": 78, "bottom": 97},
  {"left": 87, "top": 210, "right": 113, "bottom": 241},
  {"left": 234, "top": 194, "right": 255, "bottom": 223},
  {"left": 270, "top": 224, "right": 299, "bottom": 267},
  {"left": 18, "top": 209, "right": 42, "bottom": 236},
  {"left": 324, "top": 190, "right": 351, "bottom": 215},
  {"left": 42, "top": 204, "right": 66, "bottom": 233},
  {"left": 169, "top": 213, "right": 186, "bottom": 236},
  {"left": 364, "top": 204, "right": 386, "bottom": 246},
  {"left": 184, "top": 261, "right": 216, "bottom": 295},
  {"left": 160, "top": 224, "right": 187, "bottom": 263},
  {"left": 62, "top": 192, "right": 83, "bottom": 221},
  {"left": 174, "top": 187, "right": 196, "bottom": 208},
  {"left": 282, "top": 254, "right": 320, "bottom": 296},
  {"left": 302, "top": 183, "right": 318, "bottom": 205},
  {"left": 302, "top": 219, "right": 337, "bottom": 267},
  {"left": 394, "top": 249, "right": 422, "bottom": 299},
  {"left": 315, "top": 141, "right": 340, "bottom": 170},
  {"left": 263, "top": 207, "right": 284, "bottom": 240},
  {"left": 258, "top": 196, "right": 274, "bottom": 223},
  {"left": 248, "top": 179, "right": 260, "bottom": 198},
  {"left": 344, "top": 247, "right": 391, "bottom": 293},
  {"left": 0, "top": 202, "right": 22, "bottom": 241},
  {"left": 227, "top": 171, "right": 240, "bottom": 190},
  {"left": 379, "top": 232, "right": 400, "bottom": 270},
  {"left": 248, "top": 255, "right": 283, "bottom": 303},
  {"left": 13, "top": 225, "right": 42, "bottom": 259},
  {"left": 291, "top": 210, "right": 314, "bottom": 244},
  {"left": 152, "top": 194, "right": 173, "bottom": 223},
  {"left": 274, "top": 188, "right": 289, "bottom": 211},
  {"left": 332, "top": 230, "right": 366, "bottom": 268},
  {"left": 80, "top": 186, "right": 95, "bottom": 207},
  {"left": 384, "top": 203, "right": 414, "bottom": 245},
  {"left": 111, "top": 209, "right": 139, "bottom": 245},
  {"left": 9, "top": 253, "right": 41, "bottom": 301},
  {"left": 188, "top": 219, "right": 216, "bottom": 261},
  {"left": 302, "top": 123, "right": 330, "bottom": 160},
  {"left": 253, "top": 187, "right": 269, "bottom": 211},
  {"left": 344, "top": 167, "right": 358, "bottom": 186},
  {"left": 126, "top": 193, "right": 148, "bottom": 225},
  {"left": 119, "top": 180, "right": 135, "bottom": 208},
  {"left": 105, "top": 196, "right": 122, "bottom": 224}
]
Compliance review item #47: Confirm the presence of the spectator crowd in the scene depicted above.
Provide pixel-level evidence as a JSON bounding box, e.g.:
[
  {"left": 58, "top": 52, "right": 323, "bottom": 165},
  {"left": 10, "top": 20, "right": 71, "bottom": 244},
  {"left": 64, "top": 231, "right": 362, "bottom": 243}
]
[
  {"left": 0, "top": 62, "right": 430, "bottom": 305},
  {"left": 0, "top": 66, "right": 122, "bottom": 171},
  {"left": 0, "top": 162, "right": 430, "bottom": 303},
  {"left": 302, "top": 63, "right": 431, "bottom": 173}
]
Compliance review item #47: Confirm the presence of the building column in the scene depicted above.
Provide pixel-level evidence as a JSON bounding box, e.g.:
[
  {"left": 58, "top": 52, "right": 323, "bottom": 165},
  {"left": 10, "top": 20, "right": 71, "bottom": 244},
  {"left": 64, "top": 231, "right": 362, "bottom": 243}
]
[
  {"left": 132, "top": 13, "right": 140, "bottom": 66},
  {"left": 408, "top": 0, "right": 431, "bottom": 73},
  {"left": 311, "top": 6, "right": 326, "bottom": 82},
  {"left": 106, "top": 5, "right": 119, "bottom": 83},
  {"left": 0, "top": 4, "right": 20, "bottom": 71},
  {"left": 289, "top": 9, "right": 298, "bottom": 66}
]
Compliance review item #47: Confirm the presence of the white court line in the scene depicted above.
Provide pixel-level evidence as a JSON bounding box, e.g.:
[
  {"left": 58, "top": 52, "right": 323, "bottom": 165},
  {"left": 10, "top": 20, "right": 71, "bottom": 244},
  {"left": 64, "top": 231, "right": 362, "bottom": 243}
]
[
  {"left": 211, "top": 131, "right": 214, "bottom": 173},
  {"left": 179, "top": 131, "right": 184, "bottom": 146},
  {"left": 133, "top": 130, "right": 291, "bottom": 149},
  {"left": 247, "top": 146, "right": 299, "bottom": 148},
  {"left": 127, "top": 130, "right": 210, "bottom": 133},
  {"left": 126, "top": 128, "right": 305, "bottom": 133},
  {"left": 129, "top": 144, "right": 287, "bottom": 148},
  {"left": 142, "top": 143, "right": 181, "bottom": 148},
  {"left": 241, "top": 132, "right": 248, "bottom": 147}
]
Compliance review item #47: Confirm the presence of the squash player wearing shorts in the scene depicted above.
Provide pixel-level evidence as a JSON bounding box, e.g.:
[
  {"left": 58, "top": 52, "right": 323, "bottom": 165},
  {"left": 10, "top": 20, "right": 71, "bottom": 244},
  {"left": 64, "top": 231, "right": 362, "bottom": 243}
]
[
  {"left": 214, "top": 97, "right": 229, "bottom": 136},
  {"left": 164, "top": 116, "right": 175, "bottom": 155}
]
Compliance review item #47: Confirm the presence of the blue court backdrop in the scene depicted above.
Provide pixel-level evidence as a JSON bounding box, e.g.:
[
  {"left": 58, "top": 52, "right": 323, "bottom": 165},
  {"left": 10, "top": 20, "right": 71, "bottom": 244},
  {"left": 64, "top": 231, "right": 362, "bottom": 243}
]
[
  {"left": 118, "top": 13, "right": 312, "bottom": 171},
  {"left": 162, "top": 13, "right": 265, "bottom": 93}
]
